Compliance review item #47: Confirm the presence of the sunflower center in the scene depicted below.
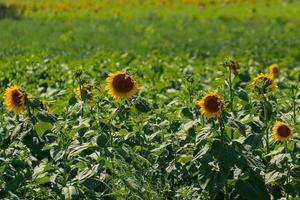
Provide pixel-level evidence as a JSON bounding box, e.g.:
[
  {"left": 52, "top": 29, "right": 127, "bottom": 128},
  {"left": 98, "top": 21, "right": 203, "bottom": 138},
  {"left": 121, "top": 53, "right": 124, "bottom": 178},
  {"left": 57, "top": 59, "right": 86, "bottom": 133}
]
[
  {"left": 272, "top": 67, "right": 279, "bottom": 74},
  {"left": 277, "top": 125, "right": 291, "bottom": 138},
  {"left": 204, "top": 96, "right": 221, "bottom": 113},
  {"left": 80, "top": 89, "right": 89, "bottom": 99},
  {"left": 11, "top": 90, "right": 23, "bottom": 106},
  {"left": 112, "top": 74, "right": 134, "bottom": 93}
]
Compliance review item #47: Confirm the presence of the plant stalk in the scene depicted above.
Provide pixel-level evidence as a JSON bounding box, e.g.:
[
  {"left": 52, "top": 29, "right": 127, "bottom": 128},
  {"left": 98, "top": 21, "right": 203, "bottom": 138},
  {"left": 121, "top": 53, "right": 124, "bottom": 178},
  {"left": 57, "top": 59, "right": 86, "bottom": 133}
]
[
  {"left": 285, "top": 142, "right": 290, "bottom": 200},
  {"left": 218, "top": 117, "right": 225, "bottom": 144},
  {"left": 262, "top": 97, "right": 270, "bottom": 153}
]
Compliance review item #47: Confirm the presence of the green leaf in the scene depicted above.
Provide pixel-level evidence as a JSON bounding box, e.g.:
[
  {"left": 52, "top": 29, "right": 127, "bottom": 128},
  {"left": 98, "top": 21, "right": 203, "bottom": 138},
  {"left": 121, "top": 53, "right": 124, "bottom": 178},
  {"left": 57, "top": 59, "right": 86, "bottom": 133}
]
[
  {"left": 236, "top": 171, "right": 269, "bottom": 200},
  {"left": 112, "top": 147, "right": 130, "bottom": 160},
  {"left": 269, "top": 153, "right": 289, "bottom": 166},
  {"left": 232, "top": 141, "right": 265, "bottom": 170},
  {"left": 35, "top": 176, "right": 50, "bottom": 184},
  {"left": 5, "top": 172, "right": 26, "bottom": 191},
  {"left": 236, "top": 89, "right": 249, "bottom": 102},
  {"left": 68, "top": 96, "right": 77, "bottom": 106},
  {"left": 35, "top": 121, "right": 52, "bottom": 137},
  {"left": 132, "top": 97, "right": 151, "bottom": 112},
  {"left": 11, "top": 123, "right": 22, "bottom": 139},
  {"left": 96, "top": 133, "right": 109, "bottom": 147},
  {"left": 151, "top": 144, "right": 169, "bottom": 156},
  {"left": 198, "top": 140, "right": 236, "bottom": 198},
  {"left": 29, "top": 97, "right": 41, "bottom": 110},
  {"left": 8, "top": 191, "right": 19, "bottom": 200},
  {"left": 68, "top": 143, "right": 96, "bottom": 159},
  {"left": 178, "top": 155, "right": 193, "bottom": 165},
  {"left": 74, "top": 164, "right": 101, "bottom": 181},
  {"left": 37, "top": 111, "right": 57, "bottom": 124},
  {"left": 265, "top": 171, "right": 283, "bottom": 185},
  {"left": 63, "top": 185, "right": 80, "bottom": 200},
  {"left": 236, "top": 180, "right": 260, "bottom": 200},
  {"left": 181, "top": 107, "right": 194, "bottom": 119},
  {"left": 263, "top": 101, "right": 273, "bottom": 121}
]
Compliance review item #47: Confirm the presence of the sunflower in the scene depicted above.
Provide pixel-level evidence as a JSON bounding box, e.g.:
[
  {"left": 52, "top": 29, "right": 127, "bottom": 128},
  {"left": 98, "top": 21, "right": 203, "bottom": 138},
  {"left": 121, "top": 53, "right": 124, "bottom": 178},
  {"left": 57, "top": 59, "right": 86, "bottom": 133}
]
[
  {"left": 197, "top": 91, "right": 224, "bottom": 118},
  {"left": 251, "top": 73, "right": 276, "bottom": 98},
  {"left": 272, "top": 122, "right": 293, "bottom": 142},
  {"left": 229, "top": 61, "right": 240, "bottom": 73},
  {"left": 4, "top": 85, "right": 27, "bottom": 113},
  {"left": 268, "top": 64, "right": 279, "bottom": 77},
  {"left": 106, "top": 71, "right": 138, "bottom": 100},
  {"left": 75, "top": 83, "right": 94, "bottom": 102}
]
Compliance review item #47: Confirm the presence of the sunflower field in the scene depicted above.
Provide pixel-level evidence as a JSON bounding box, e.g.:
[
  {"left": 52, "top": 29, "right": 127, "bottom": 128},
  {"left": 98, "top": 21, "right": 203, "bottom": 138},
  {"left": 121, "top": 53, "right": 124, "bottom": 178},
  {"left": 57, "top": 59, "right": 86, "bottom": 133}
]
[{"left": 0, "top": 0, "right": 300, "bottom": 199}]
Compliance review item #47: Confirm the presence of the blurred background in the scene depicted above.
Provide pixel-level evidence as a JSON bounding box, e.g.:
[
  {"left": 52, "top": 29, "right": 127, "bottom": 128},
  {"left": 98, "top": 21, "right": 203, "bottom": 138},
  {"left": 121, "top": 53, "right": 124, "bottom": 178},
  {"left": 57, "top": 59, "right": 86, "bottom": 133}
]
[{"left": 0, "top": 0, "right": 300, "bottom": 62}]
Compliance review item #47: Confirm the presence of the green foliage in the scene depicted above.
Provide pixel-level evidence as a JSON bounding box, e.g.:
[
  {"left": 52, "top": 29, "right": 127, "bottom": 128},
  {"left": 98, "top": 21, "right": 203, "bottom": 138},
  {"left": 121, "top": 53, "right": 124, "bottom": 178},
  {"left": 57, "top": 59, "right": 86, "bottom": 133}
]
[{"left": 0, "top": 1, "right": 300, "bottom": 199}]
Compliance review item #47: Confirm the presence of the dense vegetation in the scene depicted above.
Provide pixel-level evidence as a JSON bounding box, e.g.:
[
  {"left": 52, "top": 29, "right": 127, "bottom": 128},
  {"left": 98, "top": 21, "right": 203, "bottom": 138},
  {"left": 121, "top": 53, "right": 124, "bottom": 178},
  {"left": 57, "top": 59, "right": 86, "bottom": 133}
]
[{"left": 0, "top": 0, "right": 299, "bottom": 199}]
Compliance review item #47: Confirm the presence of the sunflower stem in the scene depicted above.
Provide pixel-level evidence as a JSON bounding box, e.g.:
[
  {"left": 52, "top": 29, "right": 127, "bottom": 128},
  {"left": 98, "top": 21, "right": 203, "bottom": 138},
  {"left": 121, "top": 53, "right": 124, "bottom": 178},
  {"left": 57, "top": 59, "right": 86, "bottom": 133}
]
[
  {"left": 109, "top": 104, "right": 121, "bottom": 147},
  {"left": 89, "top": 105, "right": 93, "bottom": 116},
  {"left": 78, "top": 83, "right": 85, "bottom": 117},
  {"left": 229, "top": 69, "right": 234, "bottom": 140},
  {"left": 63, "top": 149, "right": 68, "bottom": 185},
  {"left": 108, "top": 102, "right": 124, "bottom": 174},
  {"left": 262, "top": 97, "right": 270, "bottom": 153},
  {"left": 228, "top": 66, "right": 234, "bottom": 114},
  {"left": 212, "top": 118, "right": 216, "bottom": 129},
  {"left": 60, "top": 129, "right": 69, "bottom": 185},
  {"left": 199, "top": 111, "right": 204, "bottom": 126},
  {"left": 285, "top": 141, "right": 290, "bottom": 200},
  {"left": 224, "top": 181, "right": 229, "bottom": 200},
  {"left": 26, "top": 102, "right": 32, "bottom": 119},
  {"left": 106, "top": 103, "right": 121, "bottom": 193},
  {"left": 291, "top": 85, "right": 297, "bottom": 153},
  {"left": 218, "top": 117, "right": 225, "bottom": 143},
  {"left": 291, "top": 85, "right": 297, "bottom": 125}
]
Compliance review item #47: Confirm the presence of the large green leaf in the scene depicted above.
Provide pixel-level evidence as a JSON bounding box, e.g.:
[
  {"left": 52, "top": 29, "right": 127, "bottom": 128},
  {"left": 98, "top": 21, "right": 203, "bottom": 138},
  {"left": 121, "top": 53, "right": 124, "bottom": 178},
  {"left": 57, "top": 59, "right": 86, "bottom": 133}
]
[
  {"left": 62, "top": 185, "right": 80, "bottom": 200},
  {"left": 236, "top": 171, "right": 270, "bottom": 200},
  {"left": 35, "top": 121, "right": 52, "bottom": 137},
  {"left": 37, "top": 111, "right": 57, "bottom": 124}
]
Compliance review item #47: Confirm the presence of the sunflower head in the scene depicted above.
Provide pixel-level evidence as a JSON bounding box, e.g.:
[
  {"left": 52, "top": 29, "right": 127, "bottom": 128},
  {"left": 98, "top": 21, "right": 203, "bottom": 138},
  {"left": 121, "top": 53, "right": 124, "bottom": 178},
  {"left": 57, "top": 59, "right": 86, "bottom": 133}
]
[
  {"left": 229, "top": 61, "right": 240, "bottom": 73},
  {"left": 197, "top": 91, "right": 224, "bottom": 118},
  {"left": 272, "top": 122, "right": 293, "bottom": 142},
  {"left": 222, "top": 58, "right": 240, "bottom": 74},
  {"left": 75, "top": 83, "right": 94, "bottom": 102},
  {"left": 106, "top": 71, "right": 138, "bottom": 100},
  {"left": 251, "top": 73, "right": 276, "bottom": 98},
  {"left": 4, "top": 85, "right": 27, "bottom": 113},
  {"left": 268, "top": 64, "right": 279, "bottom": 77}
]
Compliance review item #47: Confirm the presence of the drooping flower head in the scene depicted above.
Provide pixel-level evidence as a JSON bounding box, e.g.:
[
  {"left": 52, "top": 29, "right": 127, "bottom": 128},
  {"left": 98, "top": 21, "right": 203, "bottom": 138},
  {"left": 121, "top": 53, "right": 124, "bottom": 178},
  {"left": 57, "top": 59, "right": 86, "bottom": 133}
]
[
  {"left": 268, "top": 64, "right": 279, "bottom": 77},
  {"left": 4, "top": 85, "right": 27, "bottom": 113},
  {"left": 272, "top": 122, "right": 293, "bottom": 142},
  {"left": 251, "top": 73, "right": 276, "bottom": 98},
  {"left": 106, "top": 71, "right": 138, "bottom": 100},
  {"left": 75, "top": 83, "right": 94, "bottom": 102},
  {"left": 229, "top": 61, "right": 240, "bottom": 74},
  {"left": 222, "top": 58, "right": 240, "bottom": 74},
  {"left": 198, "top": 91, "right": 224, "bottom": 118}
]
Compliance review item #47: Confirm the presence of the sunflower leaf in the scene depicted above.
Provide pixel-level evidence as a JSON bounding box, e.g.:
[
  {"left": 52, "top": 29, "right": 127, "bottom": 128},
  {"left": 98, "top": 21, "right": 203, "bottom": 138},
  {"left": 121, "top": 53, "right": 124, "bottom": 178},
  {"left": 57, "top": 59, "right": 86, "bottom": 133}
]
[{"left": 37, "top": 111, "right": 57, "bottom": 124}]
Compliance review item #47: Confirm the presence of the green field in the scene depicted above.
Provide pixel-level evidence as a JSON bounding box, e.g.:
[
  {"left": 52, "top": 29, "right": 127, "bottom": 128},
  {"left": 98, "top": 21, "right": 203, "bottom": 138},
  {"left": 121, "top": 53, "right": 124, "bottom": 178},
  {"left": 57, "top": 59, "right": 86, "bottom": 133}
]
[{"left": 0, "top": 0, "right": 299, "bottom": 199}]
